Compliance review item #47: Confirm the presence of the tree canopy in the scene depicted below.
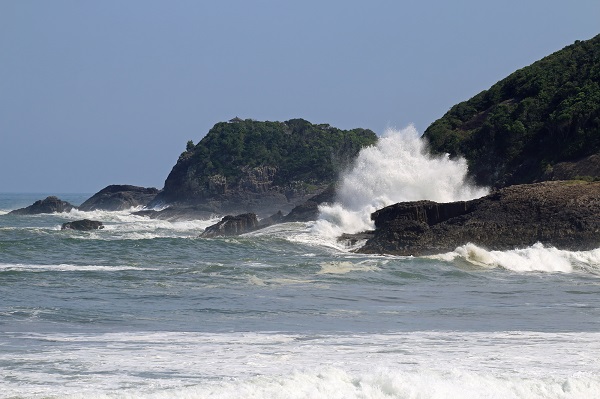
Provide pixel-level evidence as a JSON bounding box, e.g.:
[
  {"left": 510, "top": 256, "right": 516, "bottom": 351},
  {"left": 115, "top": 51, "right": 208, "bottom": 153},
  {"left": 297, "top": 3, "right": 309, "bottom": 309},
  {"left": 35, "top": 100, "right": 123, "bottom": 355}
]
[{"left": 424, "top": 34, "right": 600, "bottom": 187}]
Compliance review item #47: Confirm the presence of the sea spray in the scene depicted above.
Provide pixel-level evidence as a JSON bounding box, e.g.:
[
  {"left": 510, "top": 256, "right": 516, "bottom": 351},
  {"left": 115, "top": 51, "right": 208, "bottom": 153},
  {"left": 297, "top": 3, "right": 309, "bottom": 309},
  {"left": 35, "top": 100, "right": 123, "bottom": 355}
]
[{"left": 314, "top": 125, "right": 488, "bottom": 237}]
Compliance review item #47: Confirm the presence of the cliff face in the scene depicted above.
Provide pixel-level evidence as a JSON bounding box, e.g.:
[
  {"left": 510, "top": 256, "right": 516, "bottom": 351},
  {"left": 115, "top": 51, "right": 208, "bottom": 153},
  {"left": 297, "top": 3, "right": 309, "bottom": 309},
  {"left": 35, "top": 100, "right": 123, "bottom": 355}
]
[
  {"left": 359, "top": 181, "right": 600, "bottom": 256},
  {"left": 151, "top": 118, "right": 377, "bottom": 216},
  {"left": 424, "top": 34, "right": 600, "bottom": 188}
]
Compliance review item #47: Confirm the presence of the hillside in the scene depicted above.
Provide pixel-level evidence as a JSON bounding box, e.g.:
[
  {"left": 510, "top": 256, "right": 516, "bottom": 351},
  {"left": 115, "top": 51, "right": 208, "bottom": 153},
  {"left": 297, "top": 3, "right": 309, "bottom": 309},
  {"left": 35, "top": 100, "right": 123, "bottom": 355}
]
[
  {"left": 150, "top": 118, "right": 377, "bottom": 215},
  {"left": 424, "top": 34, "right": 600, "bottom": 187}
]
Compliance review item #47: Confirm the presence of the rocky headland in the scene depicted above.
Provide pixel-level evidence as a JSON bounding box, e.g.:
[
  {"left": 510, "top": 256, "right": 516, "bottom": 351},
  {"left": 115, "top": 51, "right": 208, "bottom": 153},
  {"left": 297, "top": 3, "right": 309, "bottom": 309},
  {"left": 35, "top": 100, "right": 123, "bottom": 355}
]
[
  {"left": 343, "top": 35, "right": 600, "bottom": 256},
  {"left": 148, "top": 118, "right": 376, "bottom": 217},
  {"left": 358, "top": 181, "right": 600, "bottom": 256},
  {"left": 423, "top": 34, "right": 600, "bottom": 188}
]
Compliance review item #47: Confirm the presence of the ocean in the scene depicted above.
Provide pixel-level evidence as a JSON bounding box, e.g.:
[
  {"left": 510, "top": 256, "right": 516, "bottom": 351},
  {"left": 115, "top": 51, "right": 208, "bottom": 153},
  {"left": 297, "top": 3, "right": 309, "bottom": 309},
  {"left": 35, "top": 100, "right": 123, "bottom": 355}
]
[{"left": 1, "top": 129, "right": 600, "bottom": 398}]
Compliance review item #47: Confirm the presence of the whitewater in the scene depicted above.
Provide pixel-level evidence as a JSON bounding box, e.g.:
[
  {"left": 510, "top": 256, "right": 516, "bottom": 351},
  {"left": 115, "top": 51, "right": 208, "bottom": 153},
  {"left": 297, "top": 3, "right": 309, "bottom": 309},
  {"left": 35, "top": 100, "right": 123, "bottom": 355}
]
[{"left": 1, "top": 127, "right": 600, "bottom": 398}]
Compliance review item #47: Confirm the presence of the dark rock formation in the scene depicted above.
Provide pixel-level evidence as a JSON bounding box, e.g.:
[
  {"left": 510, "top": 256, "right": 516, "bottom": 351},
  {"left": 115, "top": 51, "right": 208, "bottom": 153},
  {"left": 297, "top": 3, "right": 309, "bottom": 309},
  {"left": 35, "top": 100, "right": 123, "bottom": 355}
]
[
  {"left": 79, "top": 185, "right": 159, "bottom": 211},
  {"left": 149, "top": 118, "right": 377, "bottom": 217},
  {"left": 359, "top": 181, "right": 600, "bottom": 256},
  {"left": 283, "top": 184, "right": 337, "bottom": 222},
  {"left": 9, "top": 196, "right": 76, "bottom": 215},
  {"left": 61, "top": 219, "right": 104, "bottom": 231},
  {"left": 200, "top": 213, "right": 259, "bottom": 238}
]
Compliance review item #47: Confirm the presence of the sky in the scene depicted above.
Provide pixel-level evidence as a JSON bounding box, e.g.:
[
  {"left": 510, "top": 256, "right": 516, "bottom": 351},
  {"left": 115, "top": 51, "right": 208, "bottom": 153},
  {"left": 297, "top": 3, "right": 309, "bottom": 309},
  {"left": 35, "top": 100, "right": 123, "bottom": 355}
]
[{"left": 1, "top": 1, "right": 599, "bottom": 193}]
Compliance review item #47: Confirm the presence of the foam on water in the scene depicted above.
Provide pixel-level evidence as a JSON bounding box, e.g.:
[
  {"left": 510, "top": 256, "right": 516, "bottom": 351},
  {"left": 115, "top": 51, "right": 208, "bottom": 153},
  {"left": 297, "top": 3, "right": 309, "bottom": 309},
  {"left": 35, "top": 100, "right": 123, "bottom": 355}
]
[
  {"left": 313, "top": 126, "right": 488, "bottom": 240},
  {"left": 58, "top": 209, "right": 220, "bottom": 240},
  {"left": 0, "top": 263, "right": 155, "bottom": 272},
  {"left": 433, "top": 243, "right": 600, "bottom": 273},
  {"left": 2, "top": 331, "right": 599, "bottom": 398}
]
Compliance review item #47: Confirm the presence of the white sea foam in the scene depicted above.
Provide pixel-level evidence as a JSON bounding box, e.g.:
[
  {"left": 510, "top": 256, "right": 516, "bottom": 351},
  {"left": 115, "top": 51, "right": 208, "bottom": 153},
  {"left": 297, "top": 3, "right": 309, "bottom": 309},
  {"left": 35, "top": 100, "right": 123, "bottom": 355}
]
[
  {"left": 59, "top": 209, "right": 220, "bottom": 240},
  {"left": 0, "top": 263, "right": 155, "bottom": 272},
  {"left": 433, "top": 243, "right": 600, "bottom": 273},
  {"left": 317, "top": 260, "right": 380, "bottom": 274},
  {"left": 2, "top": 331, "right": 599, "bottom": 398},
  {"left": 313, "top": 126, "right": 488, "bottom": 240}
]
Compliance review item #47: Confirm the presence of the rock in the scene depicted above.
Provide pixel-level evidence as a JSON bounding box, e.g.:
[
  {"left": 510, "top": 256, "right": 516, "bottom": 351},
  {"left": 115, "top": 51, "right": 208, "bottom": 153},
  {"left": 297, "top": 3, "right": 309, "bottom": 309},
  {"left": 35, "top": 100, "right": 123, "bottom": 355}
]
[
  {"left": 358, "top": 181, "right": 600, "bottom": 256},
  {"left": 79, "top": 185, "right": 159, "bottom": 211},
  {"left": 8, "top": 196, "right": 76, "bottom": 215},
  {"left": 61, "top": 219, "right": 104, "bottom": 231},
  {"left": 259, "top": 210, "right": 284, "bottom": 228},
  {"left": 200, "top": 213, "right": 259, "bottom": 238},
  {"left": 283, "top": 184, "right": 337, "bottom": 222},
  {"left": 148, "top": 118, "right": 377, "bottom": 217}
]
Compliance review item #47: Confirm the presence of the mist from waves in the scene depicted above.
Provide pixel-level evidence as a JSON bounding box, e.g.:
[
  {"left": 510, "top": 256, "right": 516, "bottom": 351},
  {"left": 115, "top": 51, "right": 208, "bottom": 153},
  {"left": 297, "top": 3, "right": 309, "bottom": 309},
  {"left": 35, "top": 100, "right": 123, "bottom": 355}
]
[{"left": 313, "top": 125, "right": 488, "bottom": 238}]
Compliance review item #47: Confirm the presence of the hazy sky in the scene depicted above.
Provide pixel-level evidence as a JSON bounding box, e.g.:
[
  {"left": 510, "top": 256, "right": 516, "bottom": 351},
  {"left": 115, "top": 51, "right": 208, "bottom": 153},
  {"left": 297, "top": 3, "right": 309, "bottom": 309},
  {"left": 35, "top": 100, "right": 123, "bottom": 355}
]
[{"left": 1, "top": 1, "right": 599, "bottom": 193}]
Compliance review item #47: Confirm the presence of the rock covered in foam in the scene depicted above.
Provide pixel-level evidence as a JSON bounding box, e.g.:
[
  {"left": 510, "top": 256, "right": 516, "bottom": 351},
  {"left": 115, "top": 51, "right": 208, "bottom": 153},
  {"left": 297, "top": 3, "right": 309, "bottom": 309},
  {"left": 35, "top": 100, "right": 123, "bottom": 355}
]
[
  {"left": 8, "top": 196, "right": 76, "bottom": 215},
  {"left": 61, "top": 219, "right": 104, "bottom": 231},
  {"left": 359, "top": 181, "right": 600, "bottom": 256}
]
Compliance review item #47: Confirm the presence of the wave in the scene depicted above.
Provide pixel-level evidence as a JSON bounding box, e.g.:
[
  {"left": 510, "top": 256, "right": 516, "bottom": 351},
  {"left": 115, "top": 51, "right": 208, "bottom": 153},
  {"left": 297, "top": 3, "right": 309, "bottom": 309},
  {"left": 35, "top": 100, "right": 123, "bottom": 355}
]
[
  {"left": 313, "top": 126, "right": 488, "bottom": 241},
  {"left": 432, "top": 243, "right": 600, "bottom": 273},
  {"left": 3, "top": 331, "right": 599, "bottom": 398}
]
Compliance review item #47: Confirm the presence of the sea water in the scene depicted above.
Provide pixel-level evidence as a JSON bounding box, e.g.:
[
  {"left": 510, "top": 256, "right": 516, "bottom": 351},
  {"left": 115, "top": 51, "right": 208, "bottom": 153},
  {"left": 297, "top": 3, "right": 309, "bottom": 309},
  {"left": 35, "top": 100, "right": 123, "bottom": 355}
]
[{"left": 1, "top": 128, "right": 600, "bottom": 398}]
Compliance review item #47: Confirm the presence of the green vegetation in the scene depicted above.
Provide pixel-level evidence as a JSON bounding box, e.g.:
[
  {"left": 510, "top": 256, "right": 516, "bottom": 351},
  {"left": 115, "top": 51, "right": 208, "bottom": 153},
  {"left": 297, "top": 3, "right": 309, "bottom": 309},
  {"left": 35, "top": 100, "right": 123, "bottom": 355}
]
[
  {"left": 161, "top": 118, "right": 377, "bottom": 201},
  {"left": 424, "top": 34, "right": 600, "bottom": 187}
]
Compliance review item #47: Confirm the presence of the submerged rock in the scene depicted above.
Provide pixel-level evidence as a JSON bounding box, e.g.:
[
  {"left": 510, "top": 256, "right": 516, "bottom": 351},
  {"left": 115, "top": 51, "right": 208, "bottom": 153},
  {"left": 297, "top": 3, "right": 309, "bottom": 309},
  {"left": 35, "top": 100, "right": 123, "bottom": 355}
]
[
  {"left": 61, "top": 219, "right": 104, "bottom": 231},
  {"left": 200, "top": 213, "right": 259, "bottom": 238},
  {"left": 9, "top": 196, "right": 76, "bottom": 215},
  {"left": 259, "top": 210, "right": 284, "bottom": 228},
  {"left": 283, "top": 184, "right": 337, "bottom": 222},
  {"left": 79, "top": 185, "right": 159, "bottom": 211},
  {"left": 359, "top": 181, "right": 600, "bottom": 256}
]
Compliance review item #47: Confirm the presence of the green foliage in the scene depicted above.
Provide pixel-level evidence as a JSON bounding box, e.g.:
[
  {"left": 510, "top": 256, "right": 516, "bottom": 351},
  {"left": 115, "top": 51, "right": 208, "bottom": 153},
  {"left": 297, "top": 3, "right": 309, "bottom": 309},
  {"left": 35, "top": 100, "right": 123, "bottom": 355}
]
[
  {"left": 164, "top": 119, "right": 377, "bottom": 195},
  {"left": 423, "top": 34, "right": 600, "bottom": 187}
]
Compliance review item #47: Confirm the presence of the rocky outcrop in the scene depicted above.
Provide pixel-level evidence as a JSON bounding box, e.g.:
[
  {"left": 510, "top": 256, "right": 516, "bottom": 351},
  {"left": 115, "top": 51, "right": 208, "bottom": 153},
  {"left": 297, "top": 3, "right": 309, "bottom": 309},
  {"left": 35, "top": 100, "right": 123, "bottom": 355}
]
[
  {"left": 359, "top": 181, "right": 600, "bottom": 256},
  {"left": 200, "top": 213, "right": 259, "bottom": 238},
  {"left": 9, "top": 196, "right": 76, "bottom": 215},
  {"left": 79, "top": 185, "right": 159, "bottom": 211},
  {"left": 61, "top": 219, "right": 104, "bottom": 231},
  {"left": 149, "top": 118, "right": 377, "bottom": 217}
]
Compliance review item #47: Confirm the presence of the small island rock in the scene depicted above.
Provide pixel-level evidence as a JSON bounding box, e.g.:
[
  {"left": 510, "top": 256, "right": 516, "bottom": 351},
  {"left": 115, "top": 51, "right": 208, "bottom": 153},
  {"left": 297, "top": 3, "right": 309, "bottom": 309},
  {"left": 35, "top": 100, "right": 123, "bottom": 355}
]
[
  {"left": 61, "top": 219, "right": 104, "bottom": 231},
  {"left": 200, "top": 213, "right": 259, "bottom": 238},
  {"left": 79, "top": 185, "right": 159, "bottom": 211},
  {"left": 9, "top": 196, "right": 76, "bottom": 215}
]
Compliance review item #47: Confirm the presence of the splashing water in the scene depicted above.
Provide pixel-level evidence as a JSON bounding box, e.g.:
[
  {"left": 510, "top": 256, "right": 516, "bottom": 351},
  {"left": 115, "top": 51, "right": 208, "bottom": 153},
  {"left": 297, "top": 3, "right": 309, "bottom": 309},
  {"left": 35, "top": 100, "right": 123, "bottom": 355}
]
[{"left": 314, "top": 125, "right": 488, "bottom": 237}]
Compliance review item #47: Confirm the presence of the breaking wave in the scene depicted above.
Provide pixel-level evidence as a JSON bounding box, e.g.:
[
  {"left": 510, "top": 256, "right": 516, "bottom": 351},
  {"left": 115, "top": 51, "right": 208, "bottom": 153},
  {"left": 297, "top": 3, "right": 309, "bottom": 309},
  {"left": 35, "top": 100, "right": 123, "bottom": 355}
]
[
  {"left": 314, "top": 126, "right": 488, "bottom": 238},
  {"left": 433, "top": 243, "right": 600, "bottom": 274}
]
